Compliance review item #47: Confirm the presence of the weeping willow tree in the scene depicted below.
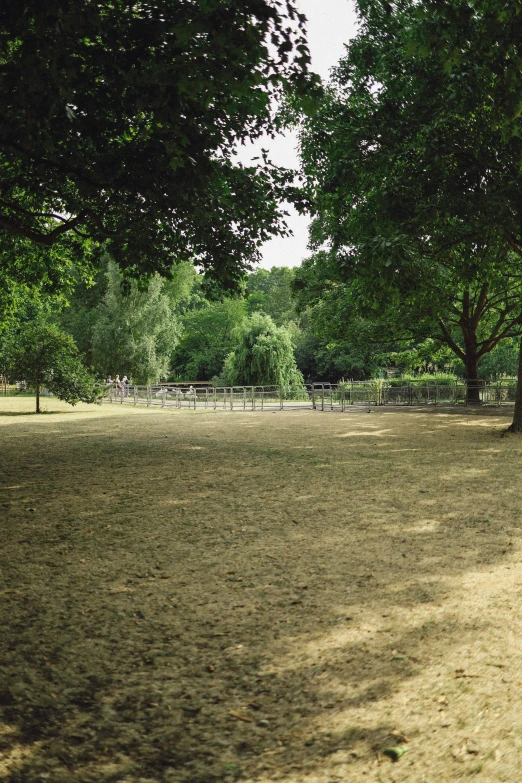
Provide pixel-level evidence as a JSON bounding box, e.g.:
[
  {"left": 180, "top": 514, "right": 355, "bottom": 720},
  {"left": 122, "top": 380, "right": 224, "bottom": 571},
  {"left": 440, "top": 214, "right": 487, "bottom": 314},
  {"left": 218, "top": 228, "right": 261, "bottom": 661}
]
[{"left": 222, "top": 313, "right": 304, "bottom": 387}]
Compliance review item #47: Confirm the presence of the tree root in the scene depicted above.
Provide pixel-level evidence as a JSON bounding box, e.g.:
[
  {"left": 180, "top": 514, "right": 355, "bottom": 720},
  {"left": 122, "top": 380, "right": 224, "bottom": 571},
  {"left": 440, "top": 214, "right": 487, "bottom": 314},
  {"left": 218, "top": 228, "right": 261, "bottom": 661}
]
[{"left": 501, "top": 423, "right": 522, "bottom": 437}]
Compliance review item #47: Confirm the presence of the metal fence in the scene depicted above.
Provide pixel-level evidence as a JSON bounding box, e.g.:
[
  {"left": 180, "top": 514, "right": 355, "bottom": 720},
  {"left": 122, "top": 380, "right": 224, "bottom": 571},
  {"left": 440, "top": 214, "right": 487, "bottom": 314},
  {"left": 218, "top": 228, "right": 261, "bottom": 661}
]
[{"left": 102, "top": 380, "right": 519, "bottom": 411}]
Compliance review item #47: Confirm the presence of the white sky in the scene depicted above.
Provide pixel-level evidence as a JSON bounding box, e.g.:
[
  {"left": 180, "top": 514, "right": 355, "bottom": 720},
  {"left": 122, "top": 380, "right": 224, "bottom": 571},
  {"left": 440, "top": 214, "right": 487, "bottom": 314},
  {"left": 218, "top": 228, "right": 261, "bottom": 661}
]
[{"left": 241, "top": 0, "right": 359, "bottom": 270}]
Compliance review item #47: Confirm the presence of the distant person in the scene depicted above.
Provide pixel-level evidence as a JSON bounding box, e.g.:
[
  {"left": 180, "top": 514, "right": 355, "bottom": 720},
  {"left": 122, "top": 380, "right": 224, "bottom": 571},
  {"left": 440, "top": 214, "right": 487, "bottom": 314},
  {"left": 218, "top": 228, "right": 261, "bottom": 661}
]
[
  {"left": 115, "top": 374, "right": 122, "bottom": 390},
  {"left": 106, "top": 375, "right": 112, "bottom": 385},
  {"left": 122, "top": 375, "right": 129, "bottom": 396}
]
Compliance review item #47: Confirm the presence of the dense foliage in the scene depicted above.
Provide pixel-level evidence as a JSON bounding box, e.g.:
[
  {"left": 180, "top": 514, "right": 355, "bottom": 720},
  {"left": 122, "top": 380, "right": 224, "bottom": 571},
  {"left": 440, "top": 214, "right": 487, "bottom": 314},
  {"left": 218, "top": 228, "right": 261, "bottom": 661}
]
[
  {"left": 91, "top": 260, "right": 182, "bottom": 385},
  {"left": 0, "top": 0, "right": 318, "bottom": 292},
  {"left": 297, "top": 0, "right": 522, "bottom": 405},
  {"left": 0, "top": 318, "right": 98, "bottom": 412},
  {"left": 221, "top": 313, "right": 303, "bottom": 387}
]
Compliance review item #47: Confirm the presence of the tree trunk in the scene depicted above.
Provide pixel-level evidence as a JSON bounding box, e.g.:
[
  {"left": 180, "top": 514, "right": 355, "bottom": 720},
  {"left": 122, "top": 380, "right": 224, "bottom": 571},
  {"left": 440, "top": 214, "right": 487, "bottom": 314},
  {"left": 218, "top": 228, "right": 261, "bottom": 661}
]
[
  {"left": 505, "top": 338, "right": 522, "bottom": 433},
  {"left": 463, "top": 352, "right": 481, "bottom": 404},
  {"left": 35, "top": 382, "right": 40, "bottom": 414}
]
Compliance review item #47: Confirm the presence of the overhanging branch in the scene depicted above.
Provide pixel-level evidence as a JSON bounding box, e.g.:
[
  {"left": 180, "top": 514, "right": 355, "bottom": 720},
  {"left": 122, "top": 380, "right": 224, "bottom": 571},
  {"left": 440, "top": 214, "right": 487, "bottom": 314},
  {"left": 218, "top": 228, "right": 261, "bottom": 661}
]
[{"left": 0, "top": 212, "right": 88, "bottom": 246}]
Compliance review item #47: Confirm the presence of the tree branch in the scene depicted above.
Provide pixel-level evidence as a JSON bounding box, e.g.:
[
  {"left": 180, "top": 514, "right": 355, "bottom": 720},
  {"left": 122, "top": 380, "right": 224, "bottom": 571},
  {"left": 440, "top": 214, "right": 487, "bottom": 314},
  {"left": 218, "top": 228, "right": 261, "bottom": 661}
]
[
  {"left": 470, "top": 282, "right": 489, "bottom": 330},
  {"left": 437, "top": 318, "right": 465, "bottom": 360},
  {"left": 0, "top": 212, "right": 87, "bottom": 246}
]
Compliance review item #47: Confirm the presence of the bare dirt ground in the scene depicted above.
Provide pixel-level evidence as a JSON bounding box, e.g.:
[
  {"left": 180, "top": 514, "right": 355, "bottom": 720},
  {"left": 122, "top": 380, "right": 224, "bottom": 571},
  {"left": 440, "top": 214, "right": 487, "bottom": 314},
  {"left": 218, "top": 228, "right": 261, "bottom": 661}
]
[{"left": 1, "top": 398, "right": 522, "bottom": 783}]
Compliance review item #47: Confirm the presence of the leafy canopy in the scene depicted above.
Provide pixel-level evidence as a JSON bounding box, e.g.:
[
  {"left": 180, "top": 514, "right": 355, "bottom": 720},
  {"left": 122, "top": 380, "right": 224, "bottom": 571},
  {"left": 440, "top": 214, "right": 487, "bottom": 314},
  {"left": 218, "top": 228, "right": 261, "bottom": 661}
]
[
  {"left": 223, "top": 312, "right": 303, "bottom": 387},
  {"left": 170, "top": 297, "right": 247, "bottom": 382},
  {"left": 298, "top": 0, "right": 522, "bottom": 383},
  {"left": 0, "top": 319, "right": 98, "bottom": 412},
  {"left": 0, "top": 0, "right": 319, "bottom": 291},
  {"left": 92, "top": 259, "right": 181, "bottom": 385}
]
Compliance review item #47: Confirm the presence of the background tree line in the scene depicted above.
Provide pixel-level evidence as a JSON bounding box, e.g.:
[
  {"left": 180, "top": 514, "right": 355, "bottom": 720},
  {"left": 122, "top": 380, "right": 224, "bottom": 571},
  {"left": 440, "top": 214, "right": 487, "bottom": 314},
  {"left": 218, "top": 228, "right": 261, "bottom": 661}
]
[{"left": 2, "top": 252, "right": 519, "bottom": 396}]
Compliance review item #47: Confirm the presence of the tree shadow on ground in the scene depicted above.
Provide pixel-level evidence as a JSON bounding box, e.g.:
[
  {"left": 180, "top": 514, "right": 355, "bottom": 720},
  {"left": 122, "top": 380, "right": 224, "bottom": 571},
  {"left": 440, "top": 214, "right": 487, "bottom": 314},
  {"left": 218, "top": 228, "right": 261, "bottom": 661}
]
[
  {"left": 0, "top": 411, "right": 55, "bottom": 416},
  {"left": 0, "top": 407, "right": 519, "bottom": 782}
]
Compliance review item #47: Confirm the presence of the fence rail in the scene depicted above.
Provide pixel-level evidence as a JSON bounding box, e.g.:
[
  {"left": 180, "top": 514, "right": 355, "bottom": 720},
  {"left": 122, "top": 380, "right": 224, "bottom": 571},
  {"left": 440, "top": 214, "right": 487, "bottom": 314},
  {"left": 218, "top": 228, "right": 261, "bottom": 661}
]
[{"left": 101, "top": 380, "right": 519, "bottom": 411}]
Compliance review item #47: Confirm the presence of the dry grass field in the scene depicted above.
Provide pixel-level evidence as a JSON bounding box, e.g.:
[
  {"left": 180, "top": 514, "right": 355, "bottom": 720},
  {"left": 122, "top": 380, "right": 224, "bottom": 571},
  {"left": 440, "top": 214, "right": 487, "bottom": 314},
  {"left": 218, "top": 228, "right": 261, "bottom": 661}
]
[{"left": 2, "top": 397, "right": 522, "bottom": 782}]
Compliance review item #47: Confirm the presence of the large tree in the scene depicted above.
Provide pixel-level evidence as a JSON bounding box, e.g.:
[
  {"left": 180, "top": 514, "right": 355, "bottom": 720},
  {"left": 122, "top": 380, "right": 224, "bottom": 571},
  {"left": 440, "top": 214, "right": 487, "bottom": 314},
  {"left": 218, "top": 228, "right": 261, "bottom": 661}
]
[
  {"left": 299, "top": 0, "right": 522, "bottom": 406},
  {"left": 92, "top": 259, "right": 181, "bottom": 384},
  {"left": 294, "top": 250, "right": 522, "bottom": 397},
  {"left": 0, "top": 0, "right": 318, "bottom": 291}
]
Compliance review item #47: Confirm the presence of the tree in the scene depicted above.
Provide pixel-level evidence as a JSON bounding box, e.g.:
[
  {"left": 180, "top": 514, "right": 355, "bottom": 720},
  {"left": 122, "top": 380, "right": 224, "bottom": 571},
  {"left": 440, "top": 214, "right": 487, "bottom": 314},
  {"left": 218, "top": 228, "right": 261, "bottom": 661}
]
[
  {"left": 246, "top": 267, "right": 297, "bottom": 325},
  {"left": 0, "top": 320, "right": 98, "bottom": 413},
  {"left": 0, "top": 1, "right": 318, "bottom": 292},
  {"left": 293, "top": 251, "right": 522, "bottom": 399},
  {"left": 92, "top": 259, "right": 181, "bottom": 384},
  {"left": 0, "top": 232, "right": 98, "bottom": 333},
  {"left": 222, "top": 312, "right": 303, "bottom": 387},
  {"left": 299, "top": 1, "right": 522, "bottom": 405},
  {"left": 170, "top": 298, "right": 247, "bottom": 381},
  {"left": 401, "top": 0, "right": 522, "bottom": 429}
]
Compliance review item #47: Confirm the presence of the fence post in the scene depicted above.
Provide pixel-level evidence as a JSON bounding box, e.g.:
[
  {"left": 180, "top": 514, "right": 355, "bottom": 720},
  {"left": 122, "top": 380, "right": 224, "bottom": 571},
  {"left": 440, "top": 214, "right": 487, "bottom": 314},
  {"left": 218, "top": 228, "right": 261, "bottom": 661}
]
[
  {"left": 162, "top": 388, "right": 166, "bottom": 408},
  {"left": 230, "top": 388, "right": 233, "bottom": 410},
  {"left": 311, "top": 386, "right": 316, "bottom": 410},
  {"left": 120, "top": 385, "right": 124, "bottom": 404},
  {"left": 280, "top": 386, "right": 284, "bottom": 410},
  {"left": 321, "top": 385, "right": 325, "bottom": 412},
  {"left": 251, "top": 386, "right": 255, "bottom": 411}
]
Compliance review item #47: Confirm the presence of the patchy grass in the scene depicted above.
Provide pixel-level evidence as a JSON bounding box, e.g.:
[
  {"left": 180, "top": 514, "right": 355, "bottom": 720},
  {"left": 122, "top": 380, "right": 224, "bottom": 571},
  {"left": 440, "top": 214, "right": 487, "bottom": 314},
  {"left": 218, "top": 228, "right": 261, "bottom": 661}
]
[{"left": 1, "top": 398, "right": 522, "bottom": 782}]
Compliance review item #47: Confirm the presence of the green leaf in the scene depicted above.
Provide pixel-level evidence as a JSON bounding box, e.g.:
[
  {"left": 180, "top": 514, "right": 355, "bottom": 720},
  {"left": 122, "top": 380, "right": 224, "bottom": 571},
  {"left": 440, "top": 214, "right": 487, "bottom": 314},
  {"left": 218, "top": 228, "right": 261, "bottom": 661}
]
[{"left": 383, "top": 745, "right": 408, "bottom": 761}]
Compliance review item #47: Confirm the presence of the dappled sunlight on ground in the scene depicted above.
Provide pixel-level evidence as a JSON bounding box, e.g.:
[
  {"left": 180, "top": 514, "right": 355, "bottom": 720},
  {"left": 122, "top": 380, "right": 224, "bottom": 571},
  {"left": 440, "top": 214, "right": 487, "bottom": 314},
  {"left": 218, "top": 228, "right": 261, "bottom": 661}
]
[
  {"left": 2, "top": 398, "right": 522, "bottom": 781},
  {"left": 334, "top": 428, "right": 393, "bottom": 438}
]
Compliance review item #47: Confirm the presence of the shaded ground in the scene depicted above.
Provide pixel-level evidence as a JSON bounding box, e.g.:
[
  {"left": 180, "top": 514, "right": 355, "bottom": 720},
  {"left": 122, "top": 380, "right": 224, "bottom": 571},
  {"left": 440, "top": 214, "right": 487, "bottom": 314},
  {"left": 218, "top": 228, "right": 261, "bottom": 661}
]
[{"left": 1, "top": 398, "right": 522, "bottom": 782}]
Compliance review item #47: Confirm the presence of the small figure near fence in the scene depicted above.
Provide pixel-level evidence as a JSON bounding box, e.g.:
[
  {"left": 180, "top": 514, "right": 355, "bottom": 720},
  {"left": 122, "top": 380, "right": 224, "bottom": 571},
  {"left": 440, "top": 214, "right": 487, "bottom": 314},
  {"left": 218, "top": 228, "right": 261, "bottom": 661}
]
[{"left": 106, "top": 375, "right": 112, "bottom": 385}]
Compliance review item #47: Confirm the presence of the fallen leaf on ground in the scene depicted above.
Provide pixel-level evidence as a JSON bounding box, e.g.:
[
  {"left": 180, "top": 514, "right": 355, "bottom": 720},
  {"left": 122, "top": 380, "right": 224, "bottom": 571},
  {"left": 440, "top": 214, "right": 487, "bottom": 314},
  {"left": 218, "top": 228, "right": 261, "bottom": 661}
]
[
  {"left": 383, "top": 746, "right": 408, "bottom": 761},
  {"left": 229, "top": 710, "right": 255, "bottom": 723}
]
